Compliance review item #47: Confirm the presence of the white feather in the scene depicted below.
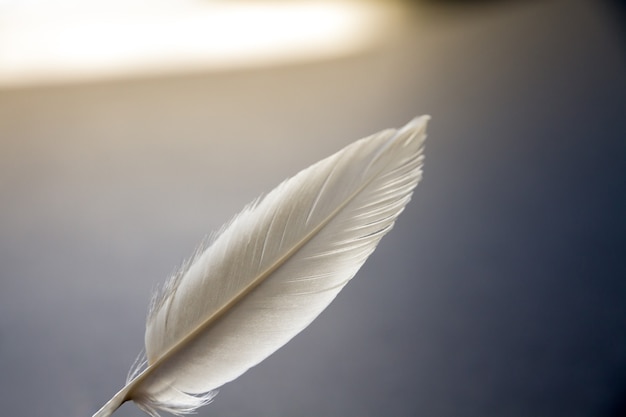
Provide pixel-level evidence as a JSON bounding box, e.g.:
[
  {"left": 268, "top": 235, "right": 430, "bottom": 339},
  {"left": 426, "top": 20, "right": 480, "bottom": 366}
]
[{"left": 92, "top": 116, "right": 429, "bottom": 417}]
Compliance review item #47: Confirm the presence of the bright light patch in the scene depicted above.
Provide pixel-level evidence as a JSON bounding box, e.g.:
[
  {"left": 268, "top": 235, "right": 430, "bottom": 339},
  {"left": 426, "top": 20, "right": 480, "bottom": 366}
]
[{"left": 0, "top": 1, "right": 399, "bottom": 87}]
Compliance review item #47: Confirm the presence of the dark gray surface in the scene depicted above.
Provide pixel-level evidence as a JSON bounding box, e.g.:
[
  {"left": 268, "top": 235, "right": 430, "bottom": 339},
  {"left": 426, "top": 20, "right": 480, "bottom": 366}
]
[{"left": 1, "top": 1, "right": 625, "bottom": 416}]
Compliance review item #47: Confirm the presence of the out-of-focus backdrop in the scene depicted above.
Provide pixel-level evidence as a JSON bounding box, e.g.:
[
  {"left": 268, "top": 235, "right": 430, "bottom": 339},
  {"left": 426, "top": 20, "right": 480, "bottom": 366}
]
[{"left": 1, "top": 1, "right": 625, "bottom": 416}]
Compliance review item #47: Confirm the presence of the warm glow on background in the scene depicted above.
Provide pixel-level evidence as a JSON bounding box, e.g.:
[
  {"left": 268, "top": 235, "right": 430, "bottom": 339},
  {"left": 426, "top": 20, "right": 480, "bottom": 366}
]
[{"left": 0, "top": 0, "right": 400, "bottom": 87}]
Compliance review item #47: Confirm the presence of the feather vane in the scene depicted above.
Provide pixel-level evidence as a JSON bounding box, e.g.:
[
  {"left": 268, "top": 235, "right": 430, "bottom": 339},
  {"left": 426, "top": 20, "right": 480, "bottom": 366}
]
[{"left": 92, "top": 116, "right": 429, "bottom": 417}]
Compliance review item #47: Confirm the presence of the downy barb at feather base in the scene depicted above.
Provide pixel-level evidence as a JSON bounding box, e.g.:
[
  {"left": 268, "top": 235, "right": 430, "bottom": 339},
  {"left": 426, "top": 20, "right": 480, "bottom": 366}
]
[{"left": 92, "top": 116, "right": 429, "bottom": 417}]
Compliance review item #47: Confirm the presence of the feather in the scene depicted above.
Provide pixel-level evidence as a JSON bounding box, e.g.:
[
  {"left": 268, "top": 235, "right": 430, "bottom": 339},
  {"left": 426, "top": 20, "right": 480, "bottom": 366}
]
[{"left": 92, "top": 116, "right": 429, "bottom": 417}]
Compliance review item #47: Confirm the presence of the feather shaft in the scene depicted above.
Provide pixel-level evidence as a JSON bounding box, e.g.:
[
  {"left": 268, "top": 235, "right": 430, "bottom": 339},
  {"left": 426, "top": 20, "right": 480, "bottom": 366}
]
[{"left": 92, "top": 116, "right": 429, "bottom": 417}]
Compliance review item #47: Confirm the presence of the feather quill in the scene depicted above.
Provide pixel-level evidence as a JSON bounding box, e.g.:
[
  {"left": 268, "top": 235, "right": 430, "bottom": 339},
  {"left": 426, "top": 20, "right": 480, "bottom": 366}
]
[{"left": 92, "top": 116, "right": 429, "bottom": 417}]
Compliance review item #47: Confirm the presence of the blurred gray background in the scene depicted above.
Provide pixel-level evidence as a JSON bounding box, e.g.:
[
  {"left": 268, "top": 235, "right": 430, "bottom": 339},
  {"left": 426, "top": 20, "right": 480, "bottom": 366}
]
[{"left": 1, "top": 0, "right": 625, "bottom": 416}]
